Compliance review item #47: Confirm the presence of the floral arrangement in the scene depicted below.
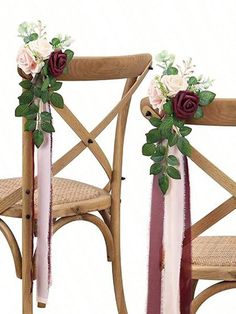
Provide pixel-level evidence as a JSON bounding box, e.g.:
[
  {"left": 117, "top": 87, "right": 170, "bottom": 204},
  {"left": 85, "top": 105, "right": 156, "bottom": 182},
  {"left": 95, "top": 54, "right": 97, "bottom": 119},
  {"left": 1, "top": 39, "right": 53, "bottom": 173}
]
[
  {"left": 15, "top": 21, "right": 74, "bottom": 148},
  {"left": 142, "top": 51, "right": 216, "bottom": 194}
]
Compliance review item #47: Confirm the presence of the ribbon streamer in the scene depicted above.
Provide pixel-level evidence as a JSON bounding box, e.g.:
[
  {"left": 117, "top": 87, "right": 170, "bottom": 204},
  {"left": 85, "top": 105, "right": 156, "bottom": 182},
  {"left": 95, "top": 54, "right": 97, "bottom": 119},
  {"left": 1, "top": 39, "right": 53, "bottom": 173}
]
[
  {"left": 36, "top": 101, "right": 52, "bottom": 305},
  {"left": 147, "top": 147, "right": 191, "bottom": 314}
]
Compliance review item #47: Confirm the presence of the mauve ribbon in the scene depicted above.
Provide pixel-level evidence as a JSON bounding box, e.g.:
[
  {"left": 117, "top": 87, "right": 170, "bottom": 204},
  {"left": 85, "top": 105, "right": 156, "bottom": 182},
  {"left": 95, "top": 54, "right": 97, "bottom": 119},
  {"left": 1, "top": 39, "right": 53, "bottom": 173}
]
[
  {"left": 147, "top": 176, "right": 164, "bottom": 314},
  {"left": 147, "top": 153, "right": 191, "bottom": 314},
  {"left": 36, "top": 101, "right": 52, "bottom": 305}
]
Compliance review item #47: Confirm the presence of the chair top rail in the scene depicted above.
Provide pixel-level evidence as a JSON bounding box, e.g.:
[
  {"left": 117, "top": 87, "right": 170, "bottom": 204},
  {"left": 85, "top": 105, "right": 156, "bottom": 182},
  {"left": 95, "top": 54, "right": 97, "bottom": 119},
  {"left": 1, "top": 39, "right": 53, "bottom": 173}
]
[
  {"left": 140, "top": 97, "right": 236, "bottom": 126},
  {"left": 58, "top": 54, "right": 152, "bottom": 81}
]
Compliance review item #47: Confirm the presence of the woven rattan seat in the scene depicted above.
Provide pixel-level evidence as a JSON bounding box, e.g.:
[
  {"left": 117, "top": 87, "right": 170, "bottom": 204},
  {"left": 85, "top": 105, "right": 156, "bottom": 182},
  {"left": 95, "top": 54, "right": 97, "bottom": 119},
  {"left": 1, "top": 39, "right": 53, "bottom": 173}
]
[
  {"left": 192, "top": 236, "right": 236, "bottom": 267},
  {"left": 0, "top": 177, "right": 111, "bottom": 218}
]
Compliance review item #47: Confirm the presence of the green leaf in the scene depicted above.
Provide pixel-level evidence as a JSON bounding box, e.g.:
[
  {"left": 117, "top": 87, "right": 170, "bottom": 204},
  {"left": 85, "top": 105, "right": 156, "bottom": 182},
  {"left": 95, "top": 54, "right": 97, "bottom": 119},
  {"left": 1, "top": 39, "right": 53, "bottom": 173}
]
[
  {"left": 18, "top": 90, "right": 34, "bottom": 105},
  {"left": 163, "top": 101, "right": 173, "bottom": 114},
  {"left": 41, "top": 111, "right": 52, "bottom": 121},
  {"left": 167, "top": 166, "right": 181, "bottom": 179},
  {"left": 50, "top": 92, "right": 64, "bottom": 108},
  {"left": 151, "top": 155, "right": 164, "bottom": 162},
  {"left": 51, "top": 37, "right": 61, "bottom": 47},
  {"left": 146, "top": 128, "right": 162, "bottom": 143},
  {"left": 188, "top": 76, "right": 198, "bottom": 85},
  {"left": 41, "top": 122, "right": 55, "bottom": 133},
  {"left": 150, "top": 163, "right": 163, "bottom": 175},
  {"left": 180, "top": 126, "right": 192, "bottom": 137},
  {"left": 33, "top": 130, "right": 44, "bottom": 148},
  {"left": 149, "top": 117, "right": 162, "bottom": 127},
  {"left": 51, "top": 81, "right": 62, "bottom": 91},
  {"left": 160, "top": 116, "right": 173, "bottom": 137},
  {"left": 41, "top": 90, "right": 49, "bottom": 103},
  {"left": 23, "top": 36, "right": 30, "bottom": 44},
  {"left": 158, "top": 175, "right": 169, "bottom": 194},
  {"left": 34, "top": 87, "right": 42, "bottom": 98},
  {"left": 142, "top": 143, "right": 156, "bottom": 156},
  {"left": 173, "top": 118, "right": 184, "bottom": 128},
  {"left": 42, "top": 64, "right": 48, "bottom": 76},
  {"left": 194, "top": 106, "right": 204, "bottom": 119},
  {"left": 29, "top": 33, "right": 38, "bottom": 42},
  {"left": 168, "top": 132, "right": 178, "bottom": 147},
  {"left": 41, "top": 77, "right": 50, "bottom": 91},
  {"left": 166, "top": 67, "right": 178, "bottom": 75},
  {"left": 15, "top": 104, "right": 29, "bottom": 117},
  {"left": 25, "top": 113, "right": 37, "bottom": 120},
  {"left": 65, "top": 49, "right": 74, "bottom": 62},
  {"left": 177, "top": 137, "right": 192, "bottom": 157},
  {"left": 27, "top": 104, "right": 39, "bottom": 115},
  {"left": 158, "top": 144, "right": 166, "bottom": 155},
  {"left": 19, "top": 80, "right": 32, "bottom": 90},
  {"left": 24, "top": 120, "right": 36, "bottom": 131},
  {"left": 199, "top": 91, "right": 216, "bottom": 106},
  {"left": 167, "top": 155, "right": 179, "bottom": 166}
]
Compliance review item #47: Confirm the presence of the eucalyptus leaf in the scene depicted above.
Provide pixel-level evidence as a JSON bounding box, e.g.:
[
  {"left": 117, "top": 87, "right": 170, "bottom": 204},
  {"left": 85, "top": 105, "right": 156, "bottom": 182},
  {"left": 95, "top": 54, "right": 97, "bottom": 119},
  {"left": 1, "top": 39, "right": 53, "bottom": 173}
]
[
  {"left": 15, "top": 104, "right": 29, "bottom": 117},
  {"left": 41, "top": 111, "right": 52, "bottom": 121},
  {"left": 166, "top": 67, "right": 178, "bottom": 75},
  {"left": 188, "top": 76, "right": 198, "bottom": 85}
]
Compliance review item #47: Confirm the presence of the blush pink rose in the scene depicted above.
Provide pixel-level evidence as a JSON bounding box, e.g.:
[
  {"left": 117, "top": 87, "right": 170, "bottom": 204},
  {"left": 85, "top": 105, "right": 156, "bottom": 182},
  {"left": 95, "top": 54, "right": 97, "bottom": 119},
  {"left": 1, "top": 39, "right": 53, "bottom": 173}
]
[
  {"left": 148, "top": 79, "right": 166, "bottom": 112},
  {"left": 17, "top": 47, "right": 44, "bottom": 75}
]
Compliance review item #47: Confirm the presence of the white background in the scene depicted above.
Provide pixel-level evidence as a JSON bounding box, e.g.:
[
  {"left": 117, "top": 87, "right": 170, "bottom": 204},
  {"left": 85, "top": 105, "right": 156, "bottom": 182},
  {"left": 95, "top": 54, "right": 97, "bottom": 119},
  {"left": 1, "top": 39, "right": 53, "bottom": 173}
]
[{"left": 0, "top": 0, "right": 236, "bottom": 313}]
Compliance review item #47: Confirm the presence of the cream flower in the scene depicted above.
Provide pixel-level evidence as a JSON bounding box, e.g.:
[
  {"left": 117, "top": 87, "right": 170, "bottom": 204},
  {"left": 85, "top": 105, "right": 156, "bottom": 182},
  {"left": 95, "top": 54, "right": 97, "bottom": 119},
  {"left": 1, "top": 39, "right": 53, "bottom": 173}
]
[
  {"left": 28, "top": 38, "right": 53, "bottom": 60},
  {"left": 17, "top": 46, "right": 44, "bottom": 75},
  {"left": 161, "top": 75, "right": 188, "bottom": 97},
  {"left": 148, "top": 79, "right": 166, "bottom": 112}
]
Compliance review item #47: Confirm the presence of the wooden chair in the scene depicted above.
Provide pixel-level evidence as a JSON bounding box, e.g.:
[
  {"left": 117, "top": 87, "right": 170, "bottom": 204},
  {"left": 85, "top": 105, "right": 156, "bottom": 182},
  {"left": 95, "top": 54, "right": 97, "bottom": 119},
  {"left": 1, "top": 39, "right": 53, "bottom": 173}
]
[
  {"left": 0, "top": 54, "right": 152, "bottom": 314},
  {"left": 140, "top": 97, "right": 236, "bottom": 313}
]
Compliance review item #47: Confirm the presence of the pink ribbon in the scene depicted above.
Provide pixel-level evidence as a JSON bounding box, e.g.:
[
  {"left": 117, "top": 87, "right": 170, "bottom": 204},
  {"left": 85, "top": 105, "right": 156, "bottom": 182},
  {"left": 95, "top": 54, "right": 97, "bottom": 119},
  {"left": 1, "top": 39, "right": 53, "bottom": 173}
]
[
  {"left": 36, "top": 101, "right": 52, "bottom": 305},
  {"left": 147, "top": 148, "right": 191, "bottom": 313}
]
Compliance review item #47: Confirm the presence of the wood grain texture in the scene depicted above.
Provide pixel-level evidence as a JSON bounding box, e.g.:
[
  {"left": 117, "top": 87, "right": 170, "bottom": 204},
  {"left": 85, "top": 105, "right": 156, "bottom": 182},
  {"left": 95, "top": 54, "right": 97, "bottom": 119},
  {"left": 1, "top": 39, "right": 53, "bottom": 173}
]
[
  {"left": 58, "top": 54, "right": 152, "bottom": 81},
  {"left": 21, "top": 118, "right": 34, "bottom": 314},
  {"left": 191, "top": 281, "right": 236, "bottom": 313}
]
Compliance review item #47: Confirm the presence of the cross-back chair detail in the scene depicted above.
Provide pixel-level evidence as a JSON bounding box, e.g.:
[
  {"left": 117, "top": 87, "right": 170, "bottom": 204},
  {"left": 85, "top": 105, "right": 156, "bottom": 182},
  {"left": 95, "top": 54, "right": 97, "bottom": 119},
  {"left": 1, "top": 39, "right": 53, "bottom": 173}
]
[
  {"left": 140, "top": 97, "right": 236, "bottom": 313},
  {"left": 0, "top": 54, "right": 152, "bottom": 314}
]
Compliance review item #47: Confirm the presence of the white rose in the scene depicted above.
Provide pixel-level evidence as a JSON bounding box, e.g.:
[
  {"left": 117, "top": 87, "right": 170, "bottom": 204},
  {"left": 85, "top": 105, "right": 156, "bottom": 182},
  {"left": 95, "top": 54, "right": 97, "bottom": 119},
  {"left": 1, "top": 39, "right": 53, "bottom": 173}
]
[
  {"left": 161, "top": 75, "right": 188, "bottom": 96},
  {"left": 28, "top": 38, "right": 53, "bottom": 60}
]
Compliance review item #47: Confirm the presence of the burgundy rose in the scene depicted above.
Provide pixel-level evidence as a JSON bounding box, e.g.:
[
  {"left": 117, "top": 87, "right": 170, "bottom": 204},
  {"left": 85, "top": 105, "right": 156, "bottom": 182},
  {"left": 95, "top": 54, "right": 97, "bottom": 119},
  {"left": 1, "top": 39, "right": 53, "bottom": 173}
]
[
  {"left": 173, "top": 90, "right": 199, "bottom": 120},
  {"left": 48, "top": 50, "right": 67, "bottom": 77}
]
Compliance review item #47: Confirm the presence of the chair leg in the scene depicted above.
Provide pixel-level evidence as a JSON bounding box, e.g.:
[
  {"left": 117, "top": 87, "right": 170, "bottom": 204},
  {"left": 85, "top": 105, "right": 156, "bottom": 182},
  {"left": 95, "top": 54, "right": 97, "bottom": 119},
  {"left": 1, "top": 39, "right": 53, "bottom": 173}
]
[
  {"left": 112, "top": 248, "right": 128, "bottom": 314},
  {"left": 191, "top": 281, "right": 236, "bottom": 313},
  {"left": 22, "top": 255, "right": 33, "bottom": 314},
  {"left": 192, "top": 279, "right": 198, "bottom": 300}
]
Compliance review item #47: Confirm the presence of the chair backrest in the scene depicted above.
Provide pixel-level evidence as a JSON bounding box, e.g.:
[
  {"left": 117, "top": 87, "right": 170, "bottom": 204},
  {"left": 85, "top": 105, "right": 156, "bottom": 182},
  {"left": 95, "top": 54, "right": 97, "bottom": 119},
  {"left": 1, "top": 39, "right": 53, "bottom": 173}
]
[
  {"left": 0, "top": 54, "right": 152, "bottom": 215},
  {"left": 140, "top": 97, "right": 236, "bottom": 242}
]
